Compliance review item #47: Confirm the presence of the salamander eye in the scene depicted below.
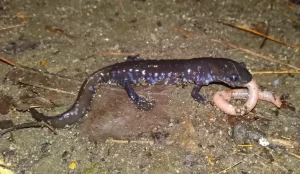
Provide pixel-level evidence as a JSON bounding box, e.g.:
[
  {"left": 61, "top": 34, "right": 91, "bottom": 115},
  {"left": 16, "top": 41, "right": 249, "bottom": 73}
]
[{"left": 229, "top": 73, "right": 239, "bottom": 82}]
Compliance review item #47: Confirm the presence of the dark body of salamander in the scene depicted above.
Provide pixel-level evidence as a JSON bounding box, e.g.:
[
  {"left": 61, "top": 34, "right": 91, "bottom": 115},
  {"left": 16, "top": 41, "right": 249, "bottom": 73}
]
[{"left": 29, "top": 56, "right": 252, "bottom": 128}]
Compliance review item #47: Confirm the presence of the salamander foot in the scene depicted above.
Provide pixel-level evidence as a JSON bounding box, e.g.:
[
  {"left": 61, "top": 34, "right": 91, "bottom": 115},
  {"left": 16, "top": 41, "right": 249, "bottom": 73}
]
[{"left": 136, "top": 98, "right": 156, "bottom": 111}]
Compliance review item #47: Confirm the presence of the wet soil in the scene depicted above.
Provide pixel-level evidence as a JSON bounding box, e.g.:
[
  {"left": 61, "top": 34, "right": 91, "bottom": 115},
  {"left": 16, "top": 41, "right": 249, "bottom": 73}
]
[{"left": 0, "top": 0, "right": 300, "bottom": 173}]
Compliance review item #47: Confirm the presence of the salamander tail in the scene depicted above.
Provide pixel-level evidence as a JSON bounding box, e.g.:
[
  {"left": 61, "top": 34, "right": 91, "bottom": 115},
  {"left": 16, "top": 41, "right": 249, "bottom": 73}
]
[{"left": 28, "top": 70, "right": 109, "bottom": 128}]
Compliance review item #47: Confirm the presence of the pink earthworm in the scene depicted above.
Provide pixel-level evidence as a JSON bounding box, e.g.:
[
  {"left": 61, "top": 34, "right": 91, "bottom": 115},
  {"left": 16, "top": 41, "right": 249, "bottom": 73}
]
[{"left": 213, "top": 80, "right": 281, "bottom": 115}]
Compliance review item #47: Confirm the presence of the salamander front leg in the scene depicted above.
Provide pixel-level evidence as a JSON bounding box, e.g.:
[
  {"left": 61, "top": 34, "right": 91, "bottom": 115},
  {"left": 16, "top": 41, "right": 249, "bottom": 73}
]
[
  {"left": 191, "top": 84, "right": 208, "bottom": 104},
  {"left": 121, "top": 80, "right": 155, "bottom": 111}
]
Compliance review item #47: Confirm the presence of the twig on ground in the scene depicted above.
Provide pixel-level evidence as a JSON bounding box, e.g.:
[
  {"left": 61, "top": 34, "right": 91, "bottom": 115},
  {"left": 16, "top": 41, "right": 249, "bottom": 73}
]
[
  {"left": 0, "top": 121, "right": 57, "bottom": 136},
  {"left": 218, "top": 21, "right": 300, "bottom": 49},
  {"left": 252, "top": 70, "right": 300, "bottom": 74},
  {"left": 216, "top": 161, "right": 242, "bottom": 174},
  {"left": 169, "top": 27, "right": 300, "bottom": 70},
  {"left": 0, "top": 22, "right": 25, "bottom": 31},
  {"left": 280, "top": 10, "right": 300, "bottom": 25},
  {"left": 105, "top": 138, "right": 154, "bottom": 145},
  {"left": 0, "top": 56, "right": 17, "bottom": 67}
]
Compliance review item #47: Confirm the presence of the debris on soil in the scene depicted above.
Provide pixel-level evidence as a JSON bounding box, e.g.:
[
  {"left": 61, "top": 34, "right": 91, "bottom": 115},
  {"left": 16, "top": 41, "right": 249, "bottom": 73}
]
[
  {"left": 0, "top": 120, "right": 14, "bottom": 129},
  {"left": 268, "top": 138, "right": 300, "bottom": 149},
  {"left": 80, "top": 85, "right": 171, "bottom": 141},
  {"left": 68, "top": 160, "right": 77, "bottom": 170},
  {"left": 44, "top": 25, "right": 76, "bottom": 39},
  {"left": 218, "top": 20, "right": 300, "bottom": 49},
  {"left": 5, "top": 66, "right": 80, "bottom": 107},
  {"left": 232, "top": 122, "right": 300, "bottom": 149},
  {"left": 232, "top": 122, "right": 267, "bottom": 145},
  {"left": 0, "top": 93, "right": 13, "bottom": 115},
  {"left": 0, "top": 122, "right": 57, "bottom": 136},
  {"left": 0, "top": 56, "right": 17, "bottom": 67},
  {"left": 1, "top": 41, "right": 40, "bottom": 55},
  {"left": 166, "top": 116, "right": 200, "bottom": 153},
  {"left": 5, "top": 66, "right": 80, "bottom": 95},
  {"left": 290, "top": 0, "right": 300, "bottom": 5}
]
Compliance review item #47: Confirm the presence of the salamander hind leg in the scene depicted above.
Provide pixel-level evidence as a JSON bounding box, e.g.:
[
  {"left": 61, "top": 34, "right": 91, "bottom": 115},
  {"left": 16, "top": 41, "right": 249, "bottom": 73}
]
[
  {"left": 121, "top": 80, "right": 155, "bottom": 111},
  {"left": 191, "top": 84, "right": 208, "bottom": 104}
]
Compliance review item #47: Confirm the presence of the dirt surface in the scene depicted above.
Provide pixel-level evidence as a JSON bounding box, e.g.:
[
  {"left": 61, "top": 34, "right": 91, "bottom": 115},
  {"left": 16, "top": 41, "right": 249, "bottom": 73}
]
[{"left": 0, "top": 0, "right": 300, "bottom": 173}]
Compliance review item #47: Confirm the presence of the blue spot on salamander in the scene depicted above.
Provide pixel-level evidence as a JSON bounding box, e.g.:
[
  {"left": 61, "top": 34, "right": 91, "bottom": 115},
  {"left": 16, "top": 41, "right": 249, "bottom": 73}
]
[{"left": 88, "top": 86, "right": 96, "bottom": 93}]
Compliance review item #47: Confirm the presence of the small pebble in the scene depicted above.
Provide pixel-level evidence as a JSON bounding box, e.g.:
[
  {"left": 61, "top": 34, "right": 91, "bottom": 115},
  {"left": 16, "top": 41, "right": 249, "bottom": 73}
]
[
  {"left": 68, "top": 161, "right": 77, "bottom": 170},
  {"left": 273, "top": 79, "right": 280, "bottom": 88}
]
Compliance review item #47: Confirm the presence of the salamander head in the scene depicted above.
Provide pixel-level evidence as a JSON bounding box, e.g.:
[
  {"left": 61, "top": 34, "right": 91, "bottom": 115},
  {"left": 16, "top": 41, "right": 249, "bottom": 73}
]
[{"left": 211, "top": 59, "right": 252, "bottom": 87}]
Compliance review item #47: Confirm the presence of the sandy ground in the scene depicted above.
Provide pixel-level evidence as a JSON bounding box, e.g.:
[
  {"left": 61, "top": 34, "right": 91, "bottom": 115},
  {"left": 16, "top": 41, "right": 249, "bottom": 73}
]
[{"left": 0, "top": 0, "right": 300, "bottom": 173}]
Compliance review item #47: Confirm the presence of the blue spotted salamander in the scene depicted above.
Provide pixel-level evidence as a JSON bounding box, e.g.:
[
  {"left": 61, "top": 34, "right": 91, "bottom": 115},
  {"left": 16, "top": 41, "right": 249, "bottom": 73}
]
[{"left": 29, "top": 55, "right": 252, "bottom": 128}]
